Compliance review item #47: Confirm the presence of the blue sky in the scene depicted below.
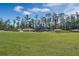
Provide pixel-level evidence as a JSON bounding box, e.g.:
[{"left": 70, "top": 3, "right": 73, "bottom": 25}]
[{"left": 0, "top": 3, "right": 79, "bottom": 20}]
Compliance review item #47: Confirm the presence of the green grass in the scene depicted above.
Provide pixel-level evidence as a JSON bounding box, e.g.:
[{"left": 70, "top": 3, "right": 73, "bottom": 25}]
[{"left": 0, "top": 32, "right": 79, "bottom": 56}]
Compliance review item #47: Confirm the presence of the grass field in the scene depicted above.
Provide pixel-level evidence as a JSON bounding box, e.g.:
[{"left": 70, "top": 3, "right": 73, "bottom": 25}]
[{"left": 0, "top": 32, "right": 79, "bottom": 56}]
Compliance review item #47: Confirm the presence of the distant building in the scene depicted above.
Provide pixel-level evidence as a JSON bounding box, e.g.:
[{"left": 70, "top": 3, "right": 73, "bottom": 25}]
[
  {"left": 23, "top": 28, "right": 34, "bottom": 32},
  {"left": 17, "top": 28, "right": 34, "bottom": 32},
  {"left": 71, "top": 29, "right": 79, "bottom": 32}
]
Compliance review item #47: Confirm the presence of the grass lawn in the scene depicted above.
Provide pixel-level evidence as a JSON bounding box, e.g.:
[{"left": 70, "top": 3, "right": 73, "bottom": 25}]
[{"left": 0, "top": 32, "right": 79, "bottom": 56}]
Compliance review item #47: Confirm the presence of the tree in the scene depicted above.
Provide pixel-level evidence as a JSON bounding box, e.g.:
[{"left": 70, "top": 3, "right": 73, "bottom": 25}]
[
  {"left": 24, "top": 15, "right": 31, "bottom": 28},
  {"left": 20, "top": 18, "right": 26, "bottom": 29},
  {"left": 16, "top": 16, "right": 20, "bottom": 29},
  {"left": 53, "top": 13, "right": 59, "bottom": 29},
  {"left": 13, "top": 19, "right": 16, "bottom": 29},
  {"left": 0, "top": 18, "right": 4, "bottom": 30},
  {"left": 4, "top": 19, "right": 11, "bottom": 31}
]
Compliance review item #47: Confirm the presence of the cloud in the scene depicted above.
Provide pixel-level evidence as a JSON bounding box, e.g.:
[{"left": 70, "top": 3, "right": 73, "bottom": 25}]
[
  {"left": 14, "top": 4, "right": 79, "bottom": 16},
  {"left": 14, "top": 6, "right": 24, "bottom": 12},
  {"left": 44, "top": 3, "right": 79, "bottom": 15},
  {"left": 22, "top": 8, "right": 50, "bottom": 15},
  {"left": 43, "top": 3, "right": 79, "bottom": 14},
  {"left": 14, "top": 6, "right": 31, "bottom": 15},
  {"left": 28, "top": 8, "right": 51, "bottom": 13},
  {"left": 43, "top": 3, "right": 64, "bottom": 7},
  {"left": 23, "top": 11, "right": 31, "bottom": 15},
  {"left": 64, "top": 4, "right": 79, "bottom": 15},
  {"left": 14, "top": 6, "right": 50, "bottom": 16}
]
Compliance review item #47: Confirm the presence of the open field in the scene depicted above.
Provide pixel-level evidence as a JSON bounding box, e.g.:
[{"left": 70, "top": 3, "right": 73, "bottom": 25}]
[{"left": 0, "top": 32, "right": 79, "bottom": 55}]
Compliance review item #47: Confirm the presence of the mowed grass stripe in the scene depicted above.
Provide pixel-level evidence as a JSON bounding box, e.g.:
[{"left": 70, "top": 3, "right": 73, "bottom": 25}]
[{"left": 0, "top": 32, "right": 79, "bottom": 55}]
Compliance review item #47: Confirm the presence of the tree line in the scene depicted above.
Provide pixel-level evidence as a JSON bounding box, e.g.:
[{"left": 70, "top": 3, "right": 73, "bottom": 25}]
[{"left": 0, "top": 12, "right": 79, "bottom": 32}]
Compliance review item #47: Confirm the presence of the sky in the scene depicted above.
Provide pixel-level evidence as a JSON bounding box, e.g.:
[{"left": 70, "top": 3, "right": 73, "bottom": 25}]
[{"left": 0, "top": 3, "right": 79, "bottom": 20}]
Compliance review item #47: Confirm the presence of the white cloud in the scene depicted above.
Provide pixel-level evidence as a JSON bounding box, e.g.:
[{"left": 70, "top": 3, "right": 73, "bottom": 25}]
[
  {"left": 43, "top": 3, "right": 64, "bottom": 7},
  {"left": 40, "top": 8, "right": 50, "bottom": 12},
  {"left": 14, "top": 6, "right": 51, "bottom": 16},
  {"left": 23, "top": 11, "right": 31, "bottom": 15},
  {"left": 64, "top": 4, "right": 79, "bottom": 15},
  {"left": 14, "top": 6, "right": 31, "bottom": 15},
  {"left": 14, "top": 6, "right": 24, "bottom": 12},
  {"left": 29, "top": 8, "right": 50, "bottom": 12}
]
